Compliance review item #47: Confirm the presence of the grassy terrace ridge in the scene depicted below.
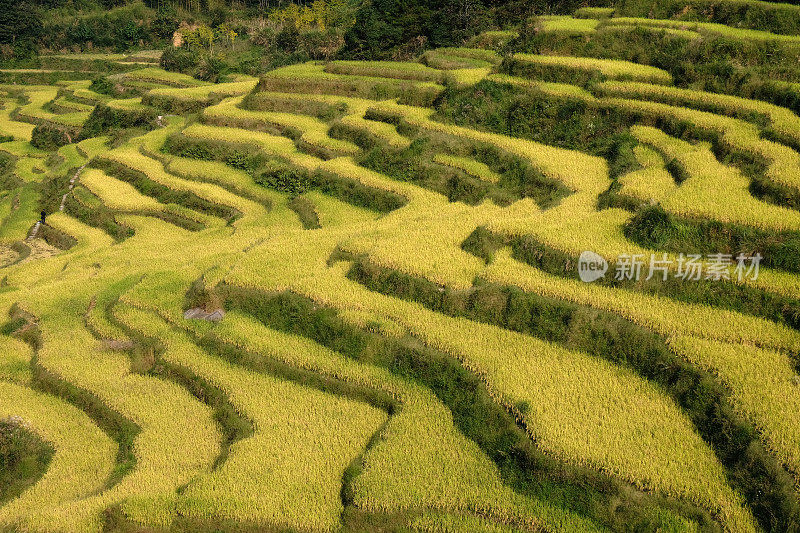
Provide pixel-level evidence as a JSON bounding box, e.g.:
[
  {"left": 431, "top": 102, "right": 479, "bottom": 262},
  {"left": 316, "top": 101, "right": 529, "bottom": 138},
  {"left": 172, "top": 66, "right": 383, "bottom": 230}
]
[
  {"left": 4, "top": 2, "right": 800, "bottom": 532},
  {"left": 509, "top": 54, "right": 673, "bottom": 84}
]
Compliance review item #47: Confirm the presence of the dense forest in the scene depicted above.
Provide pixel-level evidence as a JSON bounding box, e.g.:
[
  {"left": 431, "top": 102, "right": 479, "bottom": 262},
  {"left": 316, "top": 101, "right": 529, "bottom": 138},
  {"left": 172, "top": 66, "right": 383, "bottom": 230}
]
[{"left": 5, "top": 0, "right": 800, "bottom": 74}]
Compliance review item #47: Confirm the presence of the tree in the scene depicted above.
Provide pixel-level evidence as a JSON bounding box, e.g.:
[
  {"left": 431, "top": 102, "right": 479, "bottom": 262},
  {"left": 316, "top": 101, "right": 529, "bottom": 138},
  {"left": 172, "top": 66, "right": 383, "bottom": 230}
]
[{"left": 0, "top": 0, "right": 42, "bottom": 49}]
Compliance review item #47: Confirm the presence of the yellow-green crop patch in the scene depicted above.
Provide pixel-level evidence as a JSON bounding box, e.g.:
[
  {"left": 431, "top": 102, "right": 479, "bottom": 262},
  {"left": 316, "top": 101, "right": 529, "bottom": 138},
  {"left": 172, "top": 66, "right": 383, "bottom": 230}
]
[
  {"left": 538, "top": 16, "right": 600, "bottom": 34},
  {"left": 2, "top": 42, "right": 800, "bottom": 533},
  {"left": 512, "top": 53, "right": 673, "bottom": 84}
]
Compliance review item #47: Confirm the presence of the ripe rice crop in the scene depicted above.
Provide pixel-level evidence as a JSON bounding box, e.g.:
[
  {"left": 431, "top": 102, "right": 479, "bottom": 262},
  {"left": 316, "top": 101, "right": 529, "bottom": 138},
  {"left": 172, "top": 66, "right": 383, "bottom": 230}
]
[
  {"left": 70, "top": 88, "right": 112, "bottom": 105},
  {"left": 0, "top": 103, "right": 35, "bottom": 141},
  {"left": 180, "top": 122, "right": 323, "bottom": 171},
  {"left": 409, "top": 511, "right": 533, "bottom": 532},
  {"left": 105, "top": 98, "right": 149, "bottom": 111},
  {"left": 165, "top": 157, "right": 280, "bottom": 207},
  {"left": 118, "top": 67, "right": 210, "bottom": 88},
  {"left": 434, "top": 154, "right": 501, "bottom": 183},
  {"left": 632, "top": 125, "right": 800, "bottom": 231},
  {"left": 598, "top": 24, "right": 701, "bottom": 40},
  {"left": 44, "top": 211, "right": 114, "bottom": 252},
  {"left": 605, "top": 96, "right": 800, "bottom": 192},
  {"left": 210, "top": 310, "right": 593, "bottom": 531},
  {"left": 599, "top": 80, "right": 800, "bottom": 147},
  {"left": 0, "top": 334, "right": 33, "bottom": 384},
  {"left": 6, "top": 48, "right": 800, "bottom": 533},
  {"left": 0, "top": 140, "right": 47, "bottom": 158},
  {"left": 573, "top": 7, "right": 615, "bottom": 18},
  {"left": 668, "top": 336, "right": 800, "bottom": 482},
  {"left": 616, "top": 145, "right": 676, "bottom": 204},
  {"left": 0, "top": 187, "right": 39, "bottom": 244},
  {"left": 50, "top": 96, "right": 93, "bottom": 114},
  {"left": 100, "top": 146, "right": 265, "bottom": 221},
  {"left": 292, "top": 269, "right": 756, "bottom": 532},
  {"left": 85, "top": 277, "right": 139, "bottom": 343},
  {"left": 423, "top": 48, "right": 501, "bottom": 70},
  {"left": 324, "top": 61, "right": 446, "bottom": 83},
  {"left": 203, "top": 96, "right": 360, "bottom": 155},
  {"left": 114, "top": 303, "right": 386, "bottom": 532},
  {"left": 13, "top": 157, "right": 46, "bottom": 183},
  {"left": 249, "top": 91, "right": 412, "bottom": 148},
  {"left": 511, "top": 53, "right": 672, "bottom": 84},
  {"left": 487, "top": 74, "right": 596, "bottom": 100},
  {"left": 538, "top": 16, "right": 600, "bottom": 34},
  {"left": 338, "top": 197, "right": 501, "bottom": 289},
  {"left": 77, "top": 136, "right": 110, "bottom": 158},
  {"left": 302, "top": 190, "right": 378, "bottom": 228},
  {"left": 259, "top": 62, "right": 444, "bottom": 106},
  {"left": 373, "top": 100, "right": 609, "bottom": 199},
  {"left": 23, "top": 314, "right": 221, "bottom": 531},
  {"left": 604, "top": 17, "right": 800, "bottom": 44},
  {"left": 80, "top": 168, "right": 164, "bottom": 212},
  {"left": 482, "top": 249, "right": 800, "bottom": 354},
  {"left": 448, "top": 68, "right": 492, "bottom": 86},
  {"left": 148, "top": 77, "right": 257, "bottom": 102},
  {"left": 0, "top": 382, "right": 117, "bottom": 531}
]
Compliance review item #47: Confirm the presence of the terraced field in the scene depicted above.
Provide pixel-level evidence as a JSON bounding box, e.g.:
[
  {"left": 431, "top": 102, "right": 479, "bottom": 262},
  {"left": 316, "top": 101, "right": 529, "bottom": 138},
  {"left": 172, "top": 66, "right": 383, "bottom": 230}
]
[{"left": 4, "top": 5, "right": 800, "bottom": 532}]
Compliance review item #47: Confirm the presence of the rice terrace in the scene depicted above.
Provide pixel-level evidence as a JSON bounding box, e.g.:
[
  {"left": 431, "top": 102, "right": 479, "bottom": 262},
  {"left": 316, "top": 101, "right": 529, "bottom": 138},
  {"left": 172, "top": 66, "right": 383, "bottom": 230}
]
[{"left": 6, "top": 0, "right": 800, "bottom": 531}]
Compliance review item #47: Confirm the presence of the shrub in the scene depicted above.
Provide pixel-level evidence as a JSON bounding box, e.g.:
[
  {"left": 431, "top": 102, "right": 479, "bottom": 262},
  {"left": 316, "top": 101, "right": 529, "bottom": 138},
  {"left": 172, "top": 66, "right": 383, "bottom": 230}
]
[
  {"left": 159, "top": 46, "right": 199, "bottom": 75},
  {"left": 195, "top": 56, "right": 227, "bottom": 83},
  {"left": 31, "top": 124, "right": 71, "bottom": 150},
  {"left": 254, "top": 162, "right": 313, "bottom": 195}
]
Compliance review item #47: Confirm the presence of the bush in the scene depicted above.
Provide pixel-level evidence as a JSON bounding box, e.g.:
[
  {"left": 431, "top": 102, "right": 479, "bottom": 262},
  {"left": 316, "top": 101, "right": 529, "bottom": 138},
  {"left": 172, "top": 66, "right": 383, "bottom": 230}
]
[
  {"left": 150, "top": 6, "right": 179, "bottom": 40},
  {"left": 254, "top": 162, "right": 313, "bottom": 195},
  {"left": 159, "top": 46, "right": 199, "bottom": 75},
  {"left": 195, "top": 55, "right": 226, "bottom": 83},
  {"left": 276, "top": 22, "right": 300, "bottom": 53},
  {"left": 79, "top": 104, "right": 157, "bottom": 140},
  {"left": 89, "top": 76, "right": 118, "bottom": 97},
  {"left": 31, "top": 124, "right": 71, "bottom": 150}
]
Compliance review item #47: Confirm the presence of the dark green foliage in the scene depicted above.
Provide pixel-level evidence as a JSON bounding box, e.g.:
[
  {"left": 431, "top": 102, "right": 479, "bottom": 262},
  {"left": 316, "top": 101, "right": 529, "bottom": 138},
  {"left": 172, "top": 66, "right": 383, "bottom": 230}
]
[
  {"left": 31, "top": 124, "right": 72, "bottom": 150},
  {"left": 626, "top": 205, "right": 800, "bottom": 275},
  {"left": 195, "top": 55, "right": 227, "bottom": 83},
  {"left": 150, "top": 4, "right": 179, "bottom": 40},
  {"left": 0, "top": 419, "right": 54, "bottom": 505},
  {"left": 288, "top": 195, "right": 320, "bottom": 229},
  {"left": 438, "top": 80, "right": 640, "bottom": 178},
  {"left": 79, "top": 104, "right": 158, "bottom": 140},
  {"left": 315, "top": 170, "right": 406, "bottom": 213},
  {"left": 37, "top": 223, "right": 77, "bottom": 250},
  {"left": 38, "top": 3, "right": 155, "bottom": 53},
  {"left": 91, "top": 159, "right": 239, "bottom": 224},
  {"left": 276, "top": 22, "right": 301, "bottom": 53},
  {"left": 346, "top": 258, "right": 800, "bottom": 533},
  {"left": 0, "top": 152, "right": 21, "bottom": 192},
  {"left": 341, "top": 0, "right": 495, "bottom": 60},
  {"left": 89, "top": 77, "right": 118, "bottom": 97},
  {"left": 614, "top": 0, "right": 800, "bottom": 36},
  {"left": 64, "top": 189, "right": 136, "bottom": 241},
  {"left": 0, "top": 0, "right": 42, "bottom": 60},
  {"left": 254, "top": 162, "right": 313, "bottom": 196},
  {"left": 163, "top": 134, "right": 269, "bottom": 175},
  {"left": 512, "top": 229, "right": 800, "bottom": 331},
  {"left": 159, "top": 47, "right": 199, "bottom": 75}
]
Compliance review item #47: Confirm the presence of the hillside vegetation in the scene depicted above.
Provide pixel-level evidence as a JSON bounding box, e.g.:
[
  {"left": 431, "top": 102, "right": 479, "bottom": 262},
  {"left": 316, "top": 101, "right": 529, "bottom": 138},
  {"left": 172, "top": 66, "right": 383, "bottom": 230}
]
[{"left": 3, "top": 0, "right": 800, "bottom": 532}]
